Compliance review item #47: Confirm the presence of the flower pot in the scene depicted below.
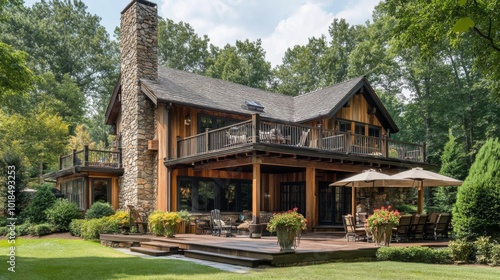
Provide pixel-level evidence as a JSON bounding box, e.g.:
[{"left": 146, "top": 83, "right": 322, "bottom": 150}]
[
  {"left": 276, "top": 225, "right": 297, "bottom": 252},
  {"left": 373, "top": 223, "right": 394, "bottom": 246}
]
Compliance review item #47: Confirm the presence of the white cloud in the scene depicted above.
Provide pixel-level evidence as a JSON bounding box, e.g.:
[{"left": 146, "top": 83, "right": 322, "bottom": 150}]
[
  {"left": 333, "top": 0, "right": 379, "bottom": 25},
  {"left": 262, "top": 2, "right": 335, "bottom": 66}
]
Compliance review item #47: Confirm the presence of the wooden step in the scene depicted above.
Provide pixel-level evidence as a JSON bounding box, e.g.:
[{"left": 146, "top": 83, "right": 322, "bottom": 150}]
[
  {"left": 130, "top": 247, "right": 170, "bottom": 257},
  {"left": 184, "top": 250, "right": 265, "bottom": 268},
  {"left": 140, "top": 242, "right": 179, "bottom": 253}
]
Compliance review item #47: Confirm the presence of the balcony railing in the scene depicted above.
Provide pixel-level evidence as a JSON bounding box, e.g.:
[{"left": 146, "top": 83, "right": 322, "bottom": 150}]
[
  {"left": 59, "top": 145, "right": 122, "bottom": 170},
  {"left": 175, "top": 115, "right": 425, "bottom": 162}
]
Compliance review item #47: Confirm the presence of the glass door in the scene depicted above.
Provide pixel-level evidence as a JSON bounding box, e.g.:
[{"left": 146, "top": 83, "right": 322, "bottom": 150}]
[
  {"left": 91, "top": 178, "right": 111, "bottom": 204},
  {"left": 318, "top": 182, "right": 351, "bottom": 225}
]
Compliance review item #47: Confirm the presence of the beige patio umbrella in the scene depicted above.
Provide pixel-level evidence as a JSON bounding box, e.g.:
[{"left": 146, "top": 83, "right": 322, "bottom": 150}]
[
  {"left": 330, "top": 169, "right": 413, "bottom": 215},
  {"left": 391, "top": 167, "right": 463, "bottom": 214}
]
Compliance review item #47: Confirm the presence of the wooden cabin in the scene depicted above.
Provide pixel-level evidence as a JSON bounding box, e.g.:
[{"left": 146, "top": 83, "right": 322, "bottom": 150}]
[{"left": 45, "top": 0, "right": 430, "bottom": 231}]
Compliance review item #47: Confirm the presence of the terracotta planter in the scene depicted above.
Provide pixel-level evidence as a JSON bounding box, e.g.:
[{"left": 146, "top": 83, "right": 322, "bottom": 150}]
[{"left": 276, "top": 225, "right": 297, "bottom": 252}]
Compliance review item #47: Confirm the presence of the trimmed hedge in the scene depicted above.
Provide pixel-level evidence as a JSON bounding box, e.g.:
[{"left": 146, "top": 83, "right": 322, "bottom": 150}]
[
  {"left": 32, "top": 223, "right": 53, "bottom": 236},
  {"left": 376, "top": 246, "right": 453, "bottom": 264},
  {"left": 69, "top": 219, "right": 85, "bottom": 237}
]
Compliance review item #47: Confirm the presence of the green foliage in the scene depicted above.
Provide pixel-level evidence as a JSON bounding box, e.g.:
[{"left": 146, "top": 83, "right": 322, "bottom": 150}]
[
  {"left": 267, "top": 208, "right": 307, "bottom": 233},
  {"left": 453, "top": 138, "right": 500, "bottom": 240},
  {"left": 206, "top": 39, "right": 272, "bottom": 90},
  {"left": 32, "top": 223, "right": 53, "bottom": 236},
  {"left": 16, "top": 223, "right": 33, "bottom": 236},
  {"left": 85, "top": 202, "right": 115, "bottom": 220},
  {"left": 0, "top": 227, "right": 7, "bottom": 236},
  {"left": 69, "top": 219, "right": 85, "bottom": 237},
  {"left": 432, "top": 130, "right": 468, "bottom": 212},
  {"left": 21, "top": 184, "right": 56, "bottom": 224},
  {"left": 449, "top": 239, "right": 476, "bottom": 262},
  {"left": 0, "top": 41, "right": 34, "bottom": 104},
  {"left": 0, "top": 148, "right": 31, "bottom": 217},
  {"left": 394, "top": 204, "right": 417, "bottom": 214},
  {"left": 475, "top": 236, "right": 495, "bottom": 265},
  {"left": 376, "top": 246, "right": 453, "bottom": 264},
  {"left": 158, "top": 18, "right": 209, "bottom": 74},
  {"left": 490, "top": 244, "right": 500, "bottom": 266},
  {"left": 147, "top": 210, "right": 167, "bottom": 236},
  {"left": 80, "top": 216, "right": 119, "bottom": 241},
  {"left": 45, "top": 199, "right": 82, "bottom": 231}
]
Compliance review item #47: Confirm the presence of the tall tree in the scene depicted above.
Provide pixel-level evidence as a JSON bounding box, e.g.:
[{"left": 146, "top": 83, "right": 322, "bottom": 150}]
[
  {"left": 158, "top": 18, "right": 210, "bottom": 74},
  {"left": 206, "top": 39, "right": 272, "bottom": 90}
]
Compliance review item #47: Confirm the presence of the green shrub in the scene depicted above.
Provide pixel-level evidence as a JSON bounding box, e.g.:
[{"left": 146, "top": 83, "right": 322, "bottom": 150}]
[
  {"left": 148, "top": 210, "right": 166, "bottom": 236},
  {"left": 80, "top": 216, "right": 119, "bottom": 241},
  {"left": 490, "top": 244, "right": 500, "bottom": 266},
  {"left": 0, "top": 217, "right": 7, "bottom": 227},
  {"left": 69, "top": 219, "right": 85, "bottom": 237},
  {"left": 449, "top": 239, "right": 475, "bottom": 262},
  {"left": 376, "top": 246, "right": 452, "bottom": 264},
  {"left": 475, "top": 236, "right": 494, "bottom": 264},
  {"left": 16, "top": 223, "right": 33, "bottom": 236},
  {"left": 32, "top": 223, "right": 53, "bottom": 236},
  {"left": 453, "top": 138, "right": 500, "bottom": 240},
  {"left": 45, "top": 199, "right": 82, "bottom": 231},
  {"left": 394, "top": 204, "right": 417, "bottom": 214},
  {"left": 0, "top": 227, "right": 7, "bottom": 236},
  {"left": 21, "top": 184, "right": 56, "bottom": 224},
  {"left": 85, "top": 202, "right": 115, "bottom": 219}
]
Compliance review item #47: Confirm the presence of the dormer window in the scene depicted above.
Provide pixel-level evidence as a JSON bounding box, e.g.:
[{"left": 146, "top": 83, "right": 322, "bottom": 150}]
[{"left": 244, "top": 100, "right": 264, "bottom": 112}]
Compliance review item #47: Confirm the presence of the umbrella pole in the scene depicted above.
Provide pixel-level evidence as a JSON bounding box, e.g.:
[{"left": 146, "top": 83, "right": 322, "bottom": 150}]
[
  {"left": 417, "top": 181, "right": 423, "bottom": 214},
  {"left": 351, "top": 187, "right": 356, "bottom": 216}
]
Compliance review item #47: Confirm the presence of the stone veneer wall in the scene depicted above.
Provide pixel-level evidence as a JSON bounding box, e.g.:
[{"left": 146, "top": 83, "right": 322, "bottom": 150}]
[{"left": 119, "top": 0, "right": 158, "bottom": 214}]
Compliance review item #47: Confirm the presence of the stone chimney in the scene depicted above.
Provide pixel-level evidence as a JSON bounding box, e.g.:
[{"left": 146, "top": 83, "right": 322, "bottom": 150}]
[{"left": 119, "top": 0, "right": 158, "bottom": 213}]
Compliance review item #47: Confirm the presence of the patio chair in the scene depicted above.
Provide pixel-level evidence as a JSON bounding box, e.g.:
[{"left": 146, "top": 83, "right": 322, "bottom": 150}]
[
  {"left": 392, "top": 214, "right": 412, "bottom": 242},
  {"left": 210, "top": 209, "right": 233, "bottom": 237},
  {"left": 409, "top": 214, "right": 428, "bottom": 240},
  {"left": 343, "top": 215, "right": 367, "bottom": 241},
  {"left": 296, "top": 129, "right": 310, "bottom": 147},
  {"left": 127, "top": 205, "right": 148, "bottom": 234},
  {"left": 425, "top": 213, "right": 451, "bottom": 240}
]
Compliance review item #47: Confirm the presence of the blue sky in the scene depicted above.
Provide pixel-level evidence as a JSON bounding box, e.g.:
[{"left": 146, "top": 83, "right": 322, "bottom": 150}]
[{"left": 22, "top": 0, "right": 380, "bottom": 66}]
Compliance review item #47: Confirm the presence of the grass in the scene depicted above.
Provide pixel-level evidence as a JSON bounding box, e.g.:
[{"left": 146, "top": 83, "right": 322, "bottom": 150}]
[{"left": 0, "top": 238, "right": 498, "bottom": 280}]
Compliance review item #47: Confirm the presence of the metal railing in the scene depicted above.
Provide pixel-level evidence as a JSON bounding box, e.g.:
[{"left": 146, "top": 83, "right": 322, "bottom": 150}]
[
  {"left": 58, "top": 145, "right": 122, "bottom": 170},
  {"left": 174, "top": 115, "right": 425, "bottom": 162}
]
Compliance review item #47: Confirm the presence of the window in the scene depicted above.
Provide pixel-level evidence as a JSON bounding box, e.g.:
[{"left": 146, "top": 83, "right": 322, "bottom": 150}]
[
  {"left": 60, "top": 178, "right": 85, "bottom": 210},
  {"left": 337, "top": 120, "right": 351, "bottom": 132},
  {"left": 198, "top": 114, "right": 239, "bottom": 134},
  {"left": 368, "top": 126, "right": 381, "bottom": 138},
  {"left": 178, "top": 177, "right": 252, "bottom": 212},
  {"left": 280, "top": 182, "right": 305, "bottom": 215},
  {"left": 355, "top": 123, "right": 365, "bottom": 135}
]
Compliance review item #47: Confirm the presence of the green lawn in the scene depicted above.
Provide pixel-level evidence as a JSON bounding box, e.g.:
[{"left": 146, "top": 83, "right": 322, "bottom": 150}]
[{"left": 0, "top": 238, "right": 498, "bottom": 280}]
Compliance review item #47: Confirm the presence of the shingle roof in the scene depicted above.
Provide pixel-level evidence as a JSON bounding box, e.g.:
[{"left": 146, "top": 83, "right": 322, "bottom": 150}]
[{"left": 141, "top": 66, "right": 370, "bottom": 122}]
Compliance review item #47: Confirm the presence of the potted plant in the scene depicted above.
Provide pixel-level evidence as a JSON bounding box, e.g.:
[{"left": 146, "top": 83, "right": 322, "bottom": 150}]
[
  {"left": 113, "top": 210, "right": 130, "bottom": 234},
  {"left": 267, "top": 208, "right": 307, "bottom": 252},
  {"left": 148, "top": 210, "right": 181, "bottom": 237},
  {"left": 162, "top": 212, "right": 181, "bottom": 238},
  {"left": 366, "top": 205, "right": 400, "bottom": 246},
  {"left": 175, "top": 210, "right": 191, "bottom": 234}
]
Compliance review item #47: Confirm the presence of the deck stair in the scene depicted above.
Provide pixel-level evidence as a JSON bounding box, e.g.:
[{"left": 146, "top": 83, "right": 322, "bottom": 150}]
[
  {"left": 184, "top": 249, "right": 265, "bottom": 268},
  {"left": 130, "top": 241, "right": 179, "bottom": 256}
]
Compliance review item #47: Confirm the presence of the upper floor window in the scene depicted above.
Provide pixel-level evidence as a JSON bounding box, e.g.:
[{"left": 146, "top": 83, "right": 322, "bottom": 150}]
[
  {"left": 368, "top": 126, "right": 381, "bottom": 138},
  {"left": 354, "top": 123, "right": 365, "bottom": 135},
  {"left": 337, "top": 120, "right": 351, "bottom": 132},
  {"left": 198, "top": 114, "right": 238, "bottom": 134}
]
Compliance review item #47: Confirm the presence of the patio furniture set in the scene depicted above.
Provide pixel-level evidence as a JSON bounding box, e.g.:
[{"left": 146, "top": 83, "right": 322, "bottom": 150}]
[{"left": 343, "top": 212, "right": 452, "bottom": 242}]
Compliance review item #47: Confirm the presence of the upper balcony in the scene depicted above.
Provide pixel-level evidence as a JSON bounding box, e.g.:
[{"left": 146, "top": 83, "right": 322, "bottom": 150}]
[
  {"left": 44, "top": 145, "right": 124, "bottom": 180},
  {"left": 169, "top": 115, "right": 425, "bottom": 166}
]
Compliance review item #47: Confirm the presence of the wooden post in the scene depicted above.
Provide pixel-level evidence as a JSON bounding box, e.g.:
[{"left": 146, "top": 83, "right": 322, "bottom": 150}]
[
  {"left": 252, "top": 158, "right": 261, "bottom": 224},
  {"left": 351, "top": 187, "right": 356, "bottom": 216},
  {"left": 251, "top": 114, "right": 260, "bottom": 143},
  {"left": 205, "top": 128, "right": 210, "bottom": 153},
  {"left": 72, "top": 149, "right": 77, "bottom": 166},
  {"left": 417, "top": 181, "right": 424, "bottom": 214},
  {"left": 346, "top": 133, "right": 352, "bottom": 153},
  {"left": 59, "top": 156, "right": 62, "bottom": 170},
  {"left": 384, "top": 134, "right": 389, "bottom": 158},
  {"left": 83, "top": 145, "right": 89, "bottom": 166},
  {"left": 176, "top": 136, "right": 181, "bottom": 158},
  {"left": 118, "top": 147, "right": 123, "bottom": 168},
  {"left": 420, "top": 142, "right": 426, "bottom": 162},
  {"left": 317, "top": 124, "right": 323, "bottom": 149},
  {"left": 157, "top": 103, "right": 168, "bottom": 211},
  {"left": 305, "top": 166, "right": 316, "bottom": 232}
]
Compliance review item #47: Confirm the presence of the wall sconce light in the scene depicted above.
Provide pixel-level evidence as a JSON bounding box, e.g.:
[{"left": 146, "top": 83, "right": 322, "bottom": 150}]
[
  {"left": 184, "top": 114, "right": 191, "bottom": 125},
  {"left": 264, "top": 193, "right": 271, "bottom": 199}
]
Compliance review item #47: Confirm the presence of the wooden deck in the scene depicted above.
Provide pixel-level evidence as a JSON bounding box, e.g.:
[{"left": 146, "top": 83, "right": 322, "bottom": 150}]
[{"left": 100, "top": 232, "right": 449, "bottom": 267}]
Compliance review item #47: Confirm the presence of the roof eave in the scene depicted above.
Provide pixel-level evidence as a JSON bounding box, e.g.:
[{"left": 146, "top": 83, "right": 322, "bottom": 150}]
[{"left": 105, "top": 73, "right": 122, "bottom": 125}]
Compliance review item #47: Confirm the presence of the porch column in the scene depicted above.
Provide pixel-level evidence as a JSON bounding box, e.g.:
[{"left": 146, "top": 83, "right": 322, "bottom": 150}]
[
  {"left": 156, "top": 103, "right": 168, "bottom": 211},
  {"left": 252, "top": 158, "right": 261, "bottom": 223},
  {"left": 305, "top": 166, "right": 316, "bottom": 232},
  {"left": 351, "top": 187, "right": 356, "bottom": 216},
  {"left": 417, "top": 183, "right": 424, "bottom": 214}
]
